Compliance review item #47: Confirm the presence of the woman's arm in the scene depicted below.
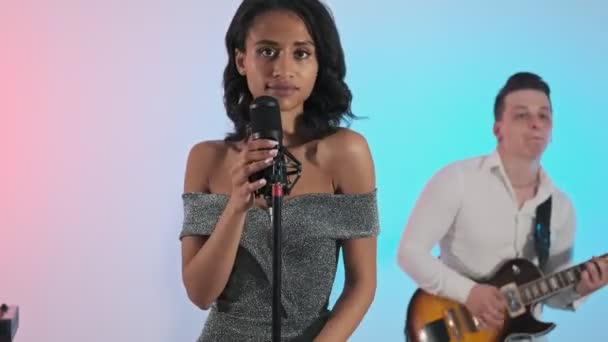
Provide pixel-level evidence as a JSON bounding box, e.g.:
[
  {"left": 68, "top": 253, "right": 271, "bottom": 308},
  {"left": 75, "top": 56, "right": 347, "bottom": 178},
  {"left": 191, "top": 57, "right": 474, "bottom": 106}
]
[
  {"left": 181, "top": 140, "right": 275, "bottom": 310},
  {"left": 314, "top": 130, "right": 377, "bottom": 342}
]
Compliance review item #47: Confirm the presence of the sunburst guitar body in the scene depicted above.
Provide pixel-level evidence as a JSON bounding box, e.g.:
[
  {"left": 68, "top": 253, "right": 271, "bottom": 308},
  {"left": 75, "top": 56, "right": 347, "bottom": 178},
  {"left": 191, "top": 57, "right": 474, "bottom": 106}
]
[{"left": 405, "top": 254, "right": 606, "bottom": 342}]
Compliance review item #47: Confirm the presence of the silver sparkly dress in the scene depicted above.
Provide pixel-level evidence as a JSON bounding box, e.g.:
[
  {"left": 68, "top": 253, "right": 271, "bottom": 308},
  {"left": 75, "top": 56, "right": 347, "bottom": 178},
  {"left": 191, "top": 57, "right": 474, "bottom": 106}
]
[{"left": 180, "top": 190, "right": 379, "bottom": 342}]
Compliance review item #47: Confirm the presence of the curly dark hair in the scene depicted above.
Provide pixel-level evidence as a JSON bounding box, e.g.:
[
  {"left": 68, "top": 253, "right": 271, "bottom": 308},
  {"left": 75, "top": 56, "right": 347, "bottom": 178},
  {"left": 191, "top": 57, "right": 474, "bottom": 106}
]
[
  {"left": 222, "top": 0, "right": 355, "bottom": 142},
  {"left": 494, "top": 72, "right": 551, "bottom": 121}
]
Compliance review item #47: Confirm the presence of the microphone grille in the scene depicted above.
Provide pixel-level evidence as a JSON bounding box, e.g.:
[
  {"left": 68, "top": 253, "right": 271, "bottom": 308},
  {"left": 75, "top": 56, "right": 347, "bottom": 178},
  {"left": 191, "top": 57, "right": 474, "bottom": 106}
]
[{"left": 250, "top": 96, "right": 282, "bottom": 135}]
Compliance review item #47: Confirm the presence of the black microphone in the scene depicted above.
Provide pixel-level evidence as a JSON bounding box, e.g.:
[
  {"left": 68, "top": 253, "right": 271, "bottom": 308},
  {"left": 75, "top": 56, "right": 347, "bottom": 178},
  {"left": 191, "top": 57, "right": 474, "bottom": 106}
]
[
  {"left": 249, "top": 95, "right": 283, "bottom": 143},
  {"left": 248, "top": 96, "right": 284, "bottom": 198},
  {"left": 248, "top": 96, "right": 302, "bottom": 202},
  {"left": 248, "top": 96, "right": 302, "bottom": 342}
]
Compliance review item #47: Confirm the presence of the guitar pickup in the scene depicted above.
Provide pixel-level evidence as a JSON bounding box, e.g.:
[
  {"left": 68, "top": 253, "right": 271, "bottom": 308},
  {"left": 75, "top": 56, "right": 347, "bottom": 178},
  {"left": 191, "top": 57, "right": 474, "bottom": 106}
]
[{"left": 500, "top": 283, "right": 526, "bottom": 317}]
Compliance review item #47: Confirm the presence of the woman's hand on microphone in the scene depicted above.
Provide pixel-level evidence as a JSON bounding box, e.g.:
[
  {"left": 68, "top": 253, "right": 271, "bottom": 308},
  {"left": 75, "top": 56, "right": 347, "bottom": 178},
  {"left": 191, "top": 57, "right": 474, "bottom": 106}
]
[{"left": 228, "top": 138, "right": 278, "bottom": 213}]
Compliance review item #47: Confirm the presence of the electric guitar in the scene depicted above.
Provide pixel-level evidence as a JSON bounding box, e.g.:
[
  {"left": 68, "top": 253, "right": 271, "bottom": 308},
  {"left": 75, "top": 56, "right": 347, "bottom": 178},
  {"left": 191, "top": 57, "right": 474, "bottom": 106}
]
[{"left": 405, "top": 253, "right": 607, "bottom": 342}]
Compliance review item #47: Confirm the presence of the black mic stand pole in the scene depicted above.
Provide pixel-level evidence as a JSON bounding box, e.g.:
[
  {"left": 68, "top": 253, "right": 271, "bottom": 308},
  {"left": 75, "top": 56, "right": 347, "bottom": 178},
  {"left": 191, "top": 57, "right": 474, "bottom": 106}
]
[
  {"left": 269, "top": 177, "right": 283, "bottom": 342},
  {"left": 265, "top": 146, "right": 301, "bottom": 342}
]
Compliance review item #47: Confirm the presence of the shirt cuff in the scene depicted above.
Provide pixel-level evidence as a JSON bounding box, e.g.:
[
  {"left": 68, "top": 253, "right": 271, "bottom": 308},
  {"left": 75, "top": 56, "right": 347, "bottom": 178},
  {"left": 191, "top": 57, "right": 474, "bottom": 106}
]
[{"left": 446, "top": 273, "right": 477, "bottom": 304}]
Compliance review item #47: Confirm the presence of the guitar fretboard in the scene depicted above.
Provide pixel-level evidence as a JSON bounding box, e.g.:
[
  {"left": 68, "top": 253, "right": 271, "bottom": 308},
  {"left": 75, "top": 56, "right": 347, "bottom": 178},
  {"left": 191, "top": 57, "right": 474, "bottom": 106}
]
[{"left": 518, "top": 253, "right": 607, "bottom": 305}]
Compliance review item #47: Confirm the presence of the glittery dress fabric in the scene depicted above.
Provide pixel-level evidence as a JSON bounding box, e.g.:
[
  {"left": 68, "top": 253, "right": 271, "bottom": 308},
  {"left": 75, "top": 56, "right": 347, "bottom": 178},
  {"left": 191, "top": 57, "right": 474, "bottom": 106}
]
[{"left": 180, "top": 190, "right": 379, "bottom": 342}]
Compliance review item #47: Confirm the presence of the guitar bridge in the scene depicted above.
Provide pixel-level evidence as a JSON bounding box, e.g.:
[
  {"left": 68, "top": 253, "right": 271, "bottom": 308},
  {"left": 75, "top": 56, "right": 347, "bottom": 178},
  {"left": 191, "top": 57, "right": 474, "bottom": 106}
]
[{"left": 501, "top": 282, "right": 526, "bottom": 317}]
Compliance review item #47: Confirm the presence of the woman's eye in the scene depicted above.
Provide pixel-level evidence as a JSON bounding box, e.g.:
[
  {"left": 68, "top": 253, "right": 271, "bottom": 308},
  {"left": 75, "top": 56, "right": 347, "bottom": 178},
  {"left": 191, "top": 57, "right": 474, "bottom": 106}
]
[{"left": 259, "top": 48, "right": 276, "bottom": 58}]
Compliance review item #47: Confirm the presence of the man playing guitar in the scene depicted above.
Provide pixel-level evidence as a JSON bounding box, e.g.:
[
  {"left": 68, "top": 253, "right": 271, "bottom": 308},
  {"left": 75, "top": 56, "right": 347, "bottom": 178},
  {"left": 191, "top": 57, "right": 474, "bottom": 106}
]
[{"left": 397, "top": 72, "right": 608, "bottom": 341}]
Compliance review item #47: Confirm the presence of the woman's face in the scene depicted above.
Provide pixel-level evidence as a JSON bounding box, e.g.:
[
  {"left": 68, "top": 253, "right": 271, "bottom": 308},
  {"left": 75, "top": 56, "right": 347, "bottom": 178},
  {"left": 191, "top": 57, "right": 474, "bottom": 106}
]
[{"left": 236, "top": 10, "right": 319, "bottom": 116}]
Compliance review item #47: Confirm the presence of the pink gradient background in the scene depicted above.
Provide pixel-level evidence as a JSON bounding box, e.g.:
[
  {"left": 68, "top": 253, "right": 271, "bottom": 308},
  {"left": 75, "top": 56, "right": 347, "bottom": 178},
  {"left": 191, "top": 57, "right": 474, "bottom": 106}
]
[{"left": 0, "top": 1, "right": 230, "bottom": 340}]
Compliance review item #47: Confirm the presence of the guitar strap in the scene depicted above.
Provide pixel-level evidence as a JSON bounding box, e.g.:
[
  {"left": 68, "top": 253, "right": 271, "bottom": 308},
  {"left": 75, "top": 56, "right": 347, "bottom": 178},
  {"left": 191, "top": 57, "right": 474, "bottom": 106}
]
[{"left": 534, "top": 196, "right": 552, "bottom": 270}]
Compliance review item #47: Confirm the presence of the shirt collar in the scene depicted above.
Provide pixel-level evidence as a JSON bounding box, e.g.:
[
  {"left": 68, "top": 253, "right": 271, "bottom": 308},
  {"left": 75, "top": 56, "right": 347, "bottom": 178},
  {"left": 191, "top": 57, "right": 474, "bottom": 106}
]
[{"left": 481, "top": 149, "right": 554, "bottom": 202}]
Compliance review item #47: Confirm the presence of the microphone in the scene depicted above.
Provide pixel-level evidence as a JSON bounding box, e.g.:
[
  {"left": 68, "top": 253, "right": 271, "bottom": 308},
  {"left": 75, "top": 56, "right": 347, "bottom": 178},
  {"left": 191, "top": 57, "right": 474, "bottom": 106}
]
[
  {"left": 248, "top": 95, "right": 302, "bottom": 342},
  {"left": 248, "top": 95, "right": 283, "bottom": 196},
  {"left": 248, "top": 96, "right": 301, "bottom": 200},
  {"left": 249, "top": 95, "right": 282, "bottom": 143}
]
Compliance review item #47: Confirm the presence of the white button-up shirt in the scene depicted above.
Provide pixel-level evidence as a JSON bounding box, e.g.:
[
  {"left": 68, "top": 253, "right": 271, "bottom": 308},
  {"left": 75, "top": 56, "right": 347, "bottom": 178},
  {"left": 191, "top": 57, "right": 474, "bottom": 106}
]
[{"left": 397, "top": 150, "right": 584, "bottom": 340}]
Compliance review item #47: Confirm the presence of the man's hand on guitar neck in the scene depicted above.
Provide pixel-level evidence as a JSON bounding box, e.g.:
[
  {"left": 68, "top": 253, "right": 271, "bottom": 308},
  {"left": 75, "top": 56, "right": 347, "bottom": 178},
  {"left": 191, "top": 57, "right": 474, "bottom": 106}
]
[
  {"left": 576, "top": 256, "right": 608, "bottom": 297},
  {"left": 464, "top": 284, "right": 508, "bottom": 330}
]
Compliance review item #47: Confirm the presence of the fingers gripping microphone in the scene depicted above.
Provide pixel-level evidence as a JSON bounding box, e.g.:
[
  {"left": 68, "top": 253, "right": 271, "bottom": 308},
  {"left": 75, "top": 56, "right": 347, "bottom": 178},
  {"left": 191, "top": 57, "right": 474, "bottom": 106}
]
[
  {"left": 248, "top": 96, "right": 283, "bottom": 193},
  {"left": 248, "top": 96, "right": 301, "bottom": 200}
]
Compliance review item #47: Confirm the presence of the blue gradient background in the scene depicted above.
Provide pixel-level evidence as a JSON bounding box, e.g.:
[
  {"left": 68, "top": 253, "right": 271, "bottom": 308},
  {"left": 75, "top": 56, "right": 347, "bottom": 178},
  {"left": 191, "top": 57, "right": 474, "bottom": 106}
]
[{"left": 0, "top": 1, "right": 605, "bottom": 341}]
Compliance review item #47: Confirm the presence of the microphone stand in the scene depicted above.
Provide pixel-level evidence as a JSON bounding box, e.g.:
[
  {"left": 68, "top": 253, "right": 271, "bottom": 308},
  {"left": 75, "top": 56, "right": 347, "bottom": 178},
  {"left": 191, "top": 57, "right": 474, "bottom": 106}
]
[{"left": 262, "top": 146, "right": 301, "bottom": 342}]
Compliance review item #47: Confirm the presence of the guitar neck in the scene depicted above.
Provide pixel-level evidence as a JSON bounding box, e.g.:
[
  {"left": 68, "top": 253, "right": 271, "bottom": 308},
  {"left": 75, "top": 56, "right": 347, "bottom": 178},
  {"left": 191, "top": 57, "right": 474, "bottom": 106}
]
[{"left": 519, "top": 253, "right": 607, "bottom": 306}]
